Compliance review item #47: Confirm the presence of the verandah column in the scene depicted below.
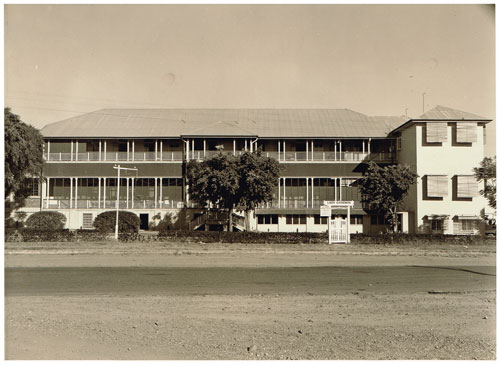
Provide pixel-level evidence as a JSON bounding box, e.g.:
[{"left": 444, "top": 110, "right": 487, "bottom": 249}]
[
  {"left": 74, "top": 177, "right": 78, "bottom": 208},
  {"left": 99, "top": 140, "right": 102, "bottom": 161},
  {"left": 277, "top": 140, "right": 281, "bottom": 161},
  {"left": 159, "top": 178, "right": 163, "bottom": 208},
  {"left": 131, "top": 178, "right": 135, "bottom": 208},
  {"left": 45, "top": 177, "right": 50, "bottom": 209},
  {"left": 306, "top": 141, "right": 308, "bottom": 161},
  {"left": 154, "top": 178, "right": 158, "bottom": 209},
  {"left": 283, "top": 177, "right": 286, "bottom": 208},
  {"left": 233, "top": 139, "right": 236, "bottom": 155},
  {"left": 278, "top": 177, "right": 281, "bottom": 208},
  {"left": 103, "top": 178, "right": 107, "bottom": 208},
  {"left": 306, "top": 177, "right": 309, "bottom": 208},
  {"left": 311, "top": 178, "right": 314, "bottom": 208},
  {"left": 126, "top": 178, "right": 130, "bottom": 208},
  {"left": 98, "top": 177, "right": 101, "bottom": 208}
]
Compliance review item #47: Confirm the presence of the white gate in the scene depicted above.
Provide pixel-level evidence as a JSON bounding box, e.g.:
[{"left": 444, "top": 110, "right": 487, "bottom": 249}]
[{"left": 330, "top": 218, "right": 347, "bottom": 243}]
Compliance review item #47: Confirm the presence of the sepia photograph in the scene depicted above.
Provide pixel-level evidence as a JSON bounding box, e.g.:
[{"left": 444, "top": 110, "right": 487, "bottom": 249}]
[{"left": 4, "top": 3, "right": 496, "bottom": 360}]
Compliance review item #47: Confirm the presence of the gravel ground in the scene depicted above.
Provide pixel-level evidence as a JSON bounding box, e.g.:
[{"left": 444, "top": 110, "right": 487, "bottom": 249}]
[
  {"left": 4, "top": 240, "right": 496, "bottom": 360},
  {"left": 6, "top": 291, "right": 496, "bottom": 360}
]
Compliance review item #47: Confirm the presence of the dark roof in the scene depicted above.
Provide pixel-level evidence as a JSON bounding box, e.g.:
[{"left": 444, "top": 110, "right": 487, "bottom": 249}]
[{"left": 41, "top": 108, "right": 408, "bottom": 138}]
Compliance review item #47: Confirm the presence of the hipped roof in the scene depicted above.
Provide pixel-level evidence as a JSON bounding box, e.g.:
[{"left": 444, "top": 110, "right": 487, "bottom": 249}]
[{"left": 41, "top": 108, "right": 408, "bottom": 139}]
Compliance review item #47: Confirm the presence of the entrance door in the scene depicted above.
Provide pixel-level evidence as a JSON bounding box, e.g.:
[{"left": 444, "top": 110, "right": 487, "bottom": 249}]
[
  {"left": 140, "top": 214, "right": 149, "bottom": 230},
  {"left": 330, "top": 218, "right": 347, "bottom": 243}
]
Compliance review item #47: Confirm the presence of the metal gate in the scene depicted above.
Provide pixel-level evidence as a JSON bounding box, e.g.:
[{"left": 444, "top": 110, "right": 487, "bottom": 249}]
[{"left": 330, "top": 218, "right": 347, "bottom": 243}]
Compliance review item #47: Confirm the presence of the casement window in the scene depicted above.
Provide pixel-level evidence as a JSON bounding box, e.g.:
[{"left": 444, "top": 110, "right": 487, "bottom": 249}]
[
  {"left": 426, "top": 122, "right": 447, "bottom": 143},
  {"left": 396, "top": 137, "right": 402, "bottom": 151},
  {"left": 314, "top": 216, "right": 328, "bottom": 225},
  {"left": 82, "top": 213, "right": 93, "bottom": 229},
  {"left": 453, "top": 217, "right": 479, "bottom": 234},
  {"left": 286, "top": 214, "right": 306, "bottom": 225},
  {"left": 370, "top": 215, "right": 387, "bottom": 225},
  {"left": 25, "top": 177, "right": 39, "bottom": 197},
  {"left": 350, "top": 216, "right": 363, "bottom": 225},
  {"left": 456, "top": 123, "right": 477, "bottom": 143},
  {"left": 257, "top": 215, "right": 278, "bottom": 225},
  {"left": 456, "top": 175, "right": 478, "bottom": 198},
  {"left": 426, "top": 175, "right": 448, "bottom": 197},
  {"left": 431, "top": 220, "right": 442, "bottom": 231}
]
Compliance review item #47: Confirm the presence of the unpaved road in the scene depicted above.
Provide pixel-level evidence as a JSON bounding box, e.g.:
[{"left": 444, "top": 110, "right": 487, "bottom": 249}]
[{"left": 4, "top": 245, "right": 496, "bottom": 360}]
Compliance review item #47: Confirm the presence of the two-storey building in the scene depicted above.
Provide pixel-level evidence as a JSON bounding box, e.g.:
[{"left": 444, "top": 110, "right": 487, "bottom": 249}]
[{"left": 20, "top": 106, "right": 492, "bottom": 234}]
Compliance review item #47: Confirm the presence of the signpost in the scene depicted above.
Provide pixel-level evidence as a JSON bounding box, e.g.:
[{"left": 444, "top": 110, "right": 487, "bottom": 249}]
[
  {"left": 113, "top": 165, "right": 138, "bottom": 239},
  {"left": 322, "top": 200, "right": 354, "bottom": 244}
]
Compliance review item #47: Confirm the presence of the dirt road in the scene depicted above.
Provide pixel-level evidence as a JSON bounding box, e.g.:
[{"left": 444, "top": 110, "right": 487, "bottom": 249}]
[{"left": 4, "top": 244, "right": 496, "bottom": 360}]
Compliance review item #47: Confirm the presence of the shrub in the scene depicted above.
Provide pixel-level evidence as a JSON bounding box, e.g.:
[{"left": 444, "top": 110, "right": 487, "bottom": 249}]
[
  {"left": 25, "top": 211, "right": 66, "bottom": 230},
  {"left": 20, "top": 228, "right": 75, "bottom": 242},
  {"left": 93, "top": 211, "right": 140, "bottom": 233}
]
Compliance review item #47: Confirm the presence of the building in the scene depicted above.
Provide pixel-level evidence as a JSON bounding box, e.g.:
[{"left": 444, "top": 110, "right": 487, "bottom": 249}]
[{"left": 20, "top": 105, "right": 492, "bottom": 234}]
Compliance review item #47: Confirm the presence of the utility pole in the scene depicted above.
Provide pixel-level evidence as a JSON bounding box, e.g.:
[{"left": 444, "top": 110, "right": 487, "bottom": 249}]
[{"left": 113, "top": 165, "right": 138, "bottom": 239}]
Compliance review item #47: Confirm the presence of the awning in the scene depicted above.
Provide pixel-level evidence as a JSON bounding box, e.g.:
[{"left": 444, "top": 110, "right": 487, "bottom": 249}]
[
  {"left": 424, "top": 215, "right": 449, "bottom": 220},
  {"left": 454, "top": 215, "right": 481, "bottom": 220}
]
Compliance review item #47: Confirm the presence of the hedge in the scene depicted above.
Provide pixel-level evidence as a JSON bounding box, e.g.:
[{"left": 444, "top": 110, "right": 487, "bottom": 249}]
[
  {"left": 25, "top": 211, "right": 67, "bottom": 230},
  {"left": 6, "top": 229, "right": 109, "bottom": 242},
  {"left": 93, "top": 211, "right": 140, "bottom": 233}
]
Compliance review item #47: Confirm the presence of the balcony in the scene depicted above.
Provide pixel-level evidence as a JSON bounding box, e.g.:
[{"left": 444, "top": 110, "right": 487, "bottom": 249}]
[
  {"left": 257, "top": 199, "right": 364, "bottom": 209},
  {"left": 187, "top": 150, "right": 394, "bottom": 163},
  {"left": 44, "top": 199, "right": 184, "bottom": 209},
  {"left": 44, "top": 151, "right": 183, "bottom": 162}
]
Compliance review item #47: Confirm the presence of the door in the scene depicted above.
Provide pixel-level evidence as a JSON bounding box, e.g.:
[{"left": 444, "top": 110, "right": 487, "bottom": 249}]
[{"left": 140, "top": 214, "right": 149, "bottom": 230}]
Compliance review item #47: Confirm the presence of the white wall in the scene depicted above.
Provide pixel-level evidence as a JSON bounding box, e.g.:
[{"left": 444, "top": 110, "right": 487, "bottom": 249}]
[{"left": 414, "top": 123, "right": 488, "bottom": 233}]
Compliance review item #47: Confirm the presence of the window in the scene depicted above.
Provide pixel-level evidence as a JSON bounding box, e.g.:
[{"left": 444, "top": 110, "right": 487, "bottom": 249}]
[
  {"left": 82, "top": 213, "right": 93, "bottom": 229},
  {"left": 314, "top": 216, "right": 328, "bottom": 225},
  {"left": 286, "top": 215, "right": 306, "bottom": 224},
  {"left": 426, "top": 175, "right": 448, "bottom": 197},
  {"left": 461, "top": 220, "right": 474, "bottom": 231},
  {"left": 396, "top": 137, "right": 402, "bottom": 151},
  {"left": 456, "top": 123, "right": 477, "bottom": 143},
  {"left": 370, "top": 215, "right": 387, "bottom": 225},
  {"left": 431, "top": 220, "right": 443, "bottom": 231},
  {"left": 426, "top": 122, "right": 447, "bottom": 143},
  {"left": 350, "top": 216, "right": 363, "bottom": 225},
  {"left": 456, "top": 175, "right": 478, "bottom": 198},
  {"left": 257, "top": 215, "right": 278, "bottom": 225},
  {"left": 25, "top": 178, "right": 39, "bottom": 197}
]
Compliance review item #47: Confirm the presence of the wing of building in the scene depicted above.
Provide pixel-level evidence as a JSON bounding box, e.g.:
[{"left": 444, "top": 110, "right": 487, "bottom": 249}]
[{"left": 20, "top": 105, "right": 492, "bottom": 235}]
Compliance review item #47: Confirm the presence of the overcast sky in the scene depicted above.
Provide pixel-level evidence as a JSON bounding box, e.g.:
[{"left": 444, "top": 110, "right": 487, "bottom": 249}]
[{"left": 4, "top": 4, "right": 496, "bottom": 155}]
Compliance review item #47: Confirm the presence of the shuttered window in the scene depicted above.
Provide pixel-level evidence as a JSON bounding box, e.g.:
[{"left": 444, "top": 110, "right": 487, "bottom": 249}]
[
  {"left": 426, "top": 175, "right": 448, "bottom": 197},
  {"left": 456, "top": 175, "right": 478, "bottom": 198},
  {"left": 82, "top": 213, "right": 93, "bottom": 229},
  {"left": 456, "top": 123, "right": 477, "bottom": 143},
  {"left": 426, "top": 122, "right": 447, "bottom": 143}
]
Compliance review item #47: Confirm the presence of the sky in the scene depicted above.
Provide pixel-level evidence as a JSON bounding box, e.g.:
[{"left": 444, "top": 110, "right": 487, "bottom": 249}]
[{"left": 4, "top": 4, "right": 496, "bottom": 156}]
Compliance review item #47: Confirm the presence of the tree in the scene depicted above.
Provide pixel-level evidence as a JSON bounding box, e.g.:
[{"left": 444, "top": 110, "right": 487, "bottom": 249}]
[
  {"left": 186, "top": 150, "right": 281, "bottom": 231},
  {"left": 473, "top": 156, "right": 496, "bottom": 209},
  {"left": 186, "top": 153, "right": 240, "bottom": 231},
  {"left": 5, "top": 108, "right": 44, "bottom": 199},
  {"left": 359, "top": 161, "right": 418, "bottom": 232},
  {"left": 237, "top": 150, "right": 281, "bottom": 230}
]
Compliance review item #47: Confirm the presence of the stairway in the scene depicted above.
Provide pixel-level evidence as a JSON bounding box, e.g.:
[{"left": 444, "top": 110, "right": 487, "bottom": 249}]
[{"left": 189, "top": 211, "right": 246, "bottom": 231}]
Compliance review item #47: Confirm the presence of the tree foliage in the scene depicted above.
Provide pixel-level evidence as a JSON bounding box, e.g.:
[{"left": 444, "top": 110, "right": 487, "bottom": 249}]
[
  {"left": 359, "top": 161, "right": 418, "bottom": 231},
  {"left": 473, "top": 156, "right": 496, "bottom": 209},
  {"left": 25, "top": 211, "right": 67, "bottom": 230},
  {"left": 186, "top": 150, "right": 281, "bottom": 231},
  {"left": 93, "top": 211, "right": 141, "bottom": 233},
  {"left": 5, "top": 108, "right": 44, "bottom": 199}
]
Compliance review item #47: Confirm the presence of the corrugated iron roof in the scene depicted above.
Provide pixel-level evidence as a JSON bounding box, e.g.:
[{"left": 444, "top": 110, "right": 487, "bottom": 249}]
[
  {"left": 41, "top": 108, "right": 409, "bottom": 138},
  {"left": 417, "top": 105, "right": 490, "bottom": 121}
]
